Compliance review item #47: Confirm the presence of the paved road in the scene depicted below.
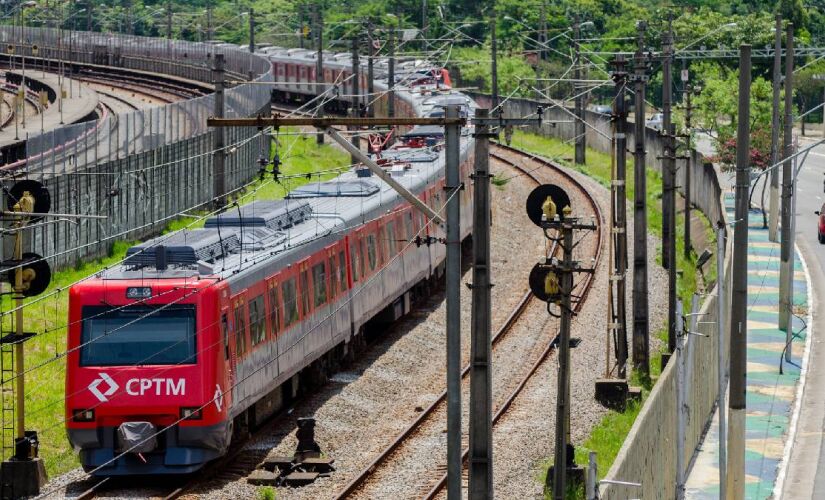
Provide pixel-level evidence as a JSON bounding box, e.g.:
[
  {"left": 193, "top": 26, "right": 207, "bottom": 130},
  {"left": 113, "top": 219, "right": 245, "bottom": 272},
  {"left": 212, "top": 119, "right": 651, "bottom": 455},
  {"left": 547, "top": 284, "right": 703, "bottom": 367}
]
[{"left": 780, "top": 137, "right": 825, "bottom": 499}]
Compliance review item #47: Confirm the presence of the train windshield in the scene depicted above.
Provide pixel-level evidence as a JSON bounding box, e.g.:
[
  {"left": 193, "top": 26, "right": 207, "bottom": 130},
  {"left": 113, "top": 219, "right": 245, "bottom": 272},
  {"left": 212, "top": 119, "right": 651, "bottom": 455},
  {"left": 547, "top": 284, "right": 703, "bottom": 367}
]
[{"left": 79, "top": 305, "right": 196, "bottom": 366}]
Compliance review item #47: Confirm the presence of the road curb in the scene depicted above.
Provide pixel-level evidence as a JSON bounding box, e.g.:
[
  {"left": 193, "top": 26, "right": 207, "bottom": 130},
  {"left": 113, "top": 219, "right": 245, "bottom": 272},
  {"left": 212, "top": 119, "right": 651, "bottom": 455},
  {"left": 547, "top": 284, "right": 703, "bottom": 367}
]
[{"left": 773, "top": 240, "right": 815, "bottom": 499}]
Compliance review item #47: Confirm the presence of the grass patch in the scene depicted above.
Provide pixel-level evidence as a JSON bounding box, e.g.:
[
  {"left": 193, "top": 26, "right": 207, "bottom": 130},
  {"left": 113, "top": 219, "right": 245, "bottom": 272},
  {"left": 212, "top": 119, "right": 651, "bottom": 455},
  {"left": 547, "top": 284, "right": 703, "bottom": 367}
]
[
  {"left": 0, "top": 129, "right": 349, "bottom": 476},
  {"left": 508, "top": 130, "right": 717, "bottom": 490},
  {"left": 491, "top": 174, "right": 511, "bottom": 189}
]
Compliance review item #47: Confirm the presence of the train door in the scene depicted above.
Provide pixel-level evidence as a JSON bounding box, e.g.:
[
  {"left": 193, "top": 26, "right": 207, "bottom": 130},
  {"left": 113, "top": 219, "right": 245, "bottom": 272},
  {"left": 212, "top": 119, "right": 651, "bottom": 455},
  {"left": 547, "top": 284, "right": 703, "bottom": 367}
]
[
  {"left": 299, "top": 65, "right": 308, "bottom": 93},
  {"left": 219, "top": 295, "right": 232, "bottom": 410},
  {"left": 278, "top": 268, "right": 301, "bottom": 376},
  {"left": 297, "top": 259, "right": 313, "bottom": 359},
  {"left": 230, "top": 294, "right": 249, "bottom": 403}
]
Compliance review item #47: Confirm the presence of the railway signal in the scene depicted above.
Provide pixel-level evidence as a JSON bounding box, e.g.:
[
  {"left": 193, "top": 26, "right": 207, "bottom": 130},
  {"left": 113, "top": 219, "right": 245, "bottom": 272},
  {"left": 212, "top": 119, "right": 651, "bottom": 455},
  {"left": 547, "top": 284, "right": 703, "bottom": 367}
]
[
  {"left": 525, "top": 184, "right": 596, "bottom": 500},
  {"left": 0, "top": 179, "right": 52, "bottom": 498}
]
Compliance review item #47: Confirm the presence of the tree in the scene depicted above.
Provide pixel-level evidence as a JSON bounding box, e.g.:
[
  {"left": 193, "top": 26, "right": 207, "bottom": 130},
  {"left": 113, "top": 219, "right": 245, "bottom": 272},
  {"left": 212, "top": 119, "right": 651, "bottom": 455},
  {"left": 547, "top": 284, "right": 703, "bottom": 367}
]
[{"left": 692, "top": 66, "right": 779, "bottom": 170}]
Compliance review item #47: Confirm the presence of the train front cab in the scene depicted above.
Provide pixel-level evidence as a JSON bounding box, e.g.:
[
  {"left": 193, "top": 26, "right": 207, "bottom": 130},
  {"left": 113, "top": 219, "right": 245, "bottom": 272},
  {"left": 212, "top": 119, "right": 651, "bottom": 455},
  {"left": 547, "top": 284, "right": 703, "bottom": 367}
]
[{"left": 65, "top": 279, "right": 231, "bottom": 475}]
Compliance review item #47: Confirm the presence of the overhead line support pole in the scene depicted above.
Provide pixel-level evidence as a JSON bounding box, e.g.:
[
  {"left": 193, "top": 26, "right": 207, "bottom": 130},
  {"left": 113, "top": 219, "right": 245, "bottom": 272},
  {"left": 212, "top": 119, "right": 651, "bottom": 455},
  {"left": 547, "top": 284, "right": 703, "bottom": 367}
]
[
  {"left": 610, "top": 55, "right": 629, "bottom": 379},
  {"left": 684, "top": 83, "right": 693, "bottom": 258},
  {"left": 769, "top": 14, "right": 782, "bottom": 241},
  {"left": 726, "top": 43, "right": 751, "bottom": 500},
  {"left": 574, "top": 15, "right": 586, "bottom": 165},
  {"left": 779, "top": 23, "right": 795, "bottom": 338},
  {"left": 367, "top": 22, "right": 375, "bottom": 119},
  {"left": 315, "top": 7, "right": 324, "bottom": 145},
  {"left": 631, "top": 20, "right": 649, "bottom": 377},
  {"left": 491, "top": 18, "right": 499, "bottom": 114},
  {"left": 388, "top": 25, "right": 395, "bottom": 119},
  {"left": 211, "top": 54, "right": 226, "bottom": 209},
  {"left": 444, "top": 105, "right": 462, "bottom": 500},
  {"left": 662, "top": 13, "right": 677, "bottom": 358},
  {"left": 248, "top": 7, "right": 255, "bottom": 54},
  {"left": 469, "top": 108, "right": 493, "bottom": 500},
  {"left": 351, "top": 36, "right": 361, "bottom": 166}
]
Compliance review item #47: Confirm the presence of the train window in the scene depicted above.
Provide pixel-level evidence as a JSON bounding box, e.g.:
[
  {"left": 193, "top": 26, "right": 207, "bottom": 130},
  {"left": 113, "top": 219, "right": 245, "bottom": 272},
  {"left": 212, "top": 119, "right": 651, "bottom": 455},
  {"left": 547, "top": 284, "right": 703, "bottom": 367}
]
[
  {"left": 405, "top": 213, "right": 414, "bottom": 242},
  {"left": 366, "top": 234, "right": 377, "bottom": 271},
  {"left": 349, "top": 242, "right": 360, "bottom": 282},
  {"left": 379, "top": 226, "right": 389, "bottom": 263},
  {"left": 249, "top": 295, "right": 266, "bottom": 346},
  {"left": 300, "top": 270, "right": 311, "bottom": 316},
  {"left": 79, "top": 305, "right": 196, "bottom": 366},
  {"left": 268, "top": 285, "right": 281, "bottom": 336},
  {"left": 234, "top": 301, "right": 247, "bottom": 355},
  {"left": 221, "top": 314, "right": 229, "bottom": 360},
  {"left": 312, "top": 262, "right": 327, "bottom": 307},
  {"left": 328, "top": 257, "right": 338, "bottom": 299},
  {"left": 282, "top": 279, "right": 299, "bottom": 327},
  {"left": 359, "top": 239, "right": 367, "bottom": 276},
  {"left": 338, "top": 251, "right": 347, "bottom": 291}
]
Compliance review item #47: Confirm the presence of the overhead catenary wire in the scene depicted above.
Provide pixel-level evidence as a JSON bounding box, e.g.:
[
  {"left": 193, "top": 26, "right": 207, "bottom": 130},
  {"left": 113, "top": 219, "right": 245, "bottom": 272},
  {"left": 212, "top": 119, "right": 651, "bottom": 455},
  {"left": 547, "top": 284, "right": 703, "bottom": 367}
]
[{"left": 30, "top": 185, "right": 464, "bottom": 498}]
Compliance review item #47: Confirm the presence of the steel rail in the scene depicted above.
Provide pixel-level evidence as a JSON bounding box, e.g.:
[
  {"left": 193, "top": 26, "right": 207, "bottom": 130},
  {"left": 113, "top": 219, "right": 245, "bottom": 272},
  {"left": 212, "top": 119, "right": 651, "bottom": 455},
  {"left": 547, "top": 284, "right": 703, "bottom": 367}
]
[
  {"left": 332, "top": 142, "right": 604, "bottom": 499},
  {"left": 419, "top": 143, "right": 604, "bottom": 499}
]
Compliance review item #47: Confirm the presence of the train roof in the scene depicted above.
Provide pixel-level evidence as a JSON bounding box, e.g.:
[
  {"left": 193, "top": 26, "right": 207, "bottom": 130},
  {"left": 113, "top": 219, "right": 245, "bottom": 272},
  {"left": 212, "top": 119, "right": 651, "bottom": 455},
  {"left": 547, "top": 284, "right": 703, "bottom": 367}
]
[{"left": 96, "top": 50, "right": 476, "bottom": 288}]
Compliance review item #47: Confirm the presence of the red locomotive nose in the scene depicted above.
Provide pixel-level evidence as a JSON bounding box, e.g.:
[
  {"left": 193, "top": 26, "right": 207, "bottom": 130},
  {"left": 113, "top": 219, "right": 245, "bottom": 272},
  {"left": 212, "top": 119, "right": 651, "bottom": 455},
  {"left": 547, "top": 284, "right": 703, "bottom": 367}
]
[{"left": 66, "top": 279, "right": 230, "bottom": 475}]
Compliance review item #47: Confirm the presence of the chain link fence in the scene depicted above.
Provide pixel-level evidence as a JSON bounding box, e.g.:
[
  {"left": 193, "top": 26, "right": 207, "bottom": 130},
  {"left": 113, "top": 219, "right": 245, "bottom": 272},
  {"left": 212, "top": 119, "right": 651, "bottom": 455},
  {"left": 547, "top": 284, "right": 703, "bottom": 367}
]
[{"left": 0, "top": 27, "right": 273, "bottom": 269}]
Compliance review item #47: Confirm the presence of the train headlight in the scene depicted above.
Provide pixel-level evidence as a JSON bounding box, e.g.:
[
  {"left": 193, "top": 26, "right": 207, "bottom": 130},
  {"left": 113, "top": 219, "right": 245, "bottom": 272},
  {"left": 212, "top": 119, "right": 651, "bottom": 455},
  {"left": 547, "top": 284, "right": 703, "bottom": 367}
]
[
  {"left": 72, "top": 409, "right": 95, "bottom": 422},
  {"left": 180, "top": 407, "right": 203, "bottom": 420}
]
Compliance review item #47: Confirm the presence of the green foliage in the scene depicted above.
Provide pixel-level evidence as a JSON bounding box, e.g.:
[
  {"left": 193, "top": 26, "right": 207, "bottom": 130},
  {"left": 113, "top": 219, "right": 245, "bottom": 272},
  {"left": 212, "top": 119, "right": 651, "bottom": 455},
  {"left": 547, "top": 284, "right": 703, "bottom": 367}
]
[
  {"left": 691, "top": 67, "right": 781, "bottom": 170},
  {"left": 449, "top": 47, "right": 536, "bottom": 97},
  {"left": 258, "top": 486, "right": 276, "bottom": 500}
]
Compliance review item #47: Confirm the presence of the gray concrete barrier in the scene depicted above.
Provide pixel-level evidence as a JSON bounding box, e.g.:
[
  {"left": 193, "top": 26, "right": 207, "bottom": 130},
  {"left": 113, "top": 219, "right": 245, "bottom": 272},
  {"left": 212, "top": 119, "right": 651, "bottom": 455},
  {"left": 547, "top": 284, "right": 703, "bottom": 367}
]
[{"left": 0, "top": 27, "right": 273, "bottom": 270}]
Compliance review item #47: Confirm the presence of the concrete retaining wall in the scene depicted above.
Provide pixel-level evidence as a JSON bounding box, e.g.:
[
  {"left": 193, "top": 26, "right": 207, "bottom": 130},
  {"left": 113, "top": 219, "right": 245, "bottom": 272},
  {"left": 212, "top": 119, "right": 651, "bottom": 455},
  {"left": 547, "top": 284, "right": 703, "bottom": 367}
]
[{"left": 468, "top": 92, "right": 725, "bottom": 227}]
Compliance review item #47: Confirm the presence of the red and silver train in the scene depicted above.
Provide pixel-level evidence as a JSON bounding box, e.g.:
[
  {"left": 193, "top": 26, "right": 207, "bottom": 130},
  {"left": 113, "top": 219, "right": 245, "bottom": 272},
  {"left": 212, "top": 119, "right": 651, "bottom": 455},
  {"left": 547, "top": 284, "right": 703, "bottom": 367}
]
[{"left": 65, "top": 46, "right": 475, "bottom": 475}]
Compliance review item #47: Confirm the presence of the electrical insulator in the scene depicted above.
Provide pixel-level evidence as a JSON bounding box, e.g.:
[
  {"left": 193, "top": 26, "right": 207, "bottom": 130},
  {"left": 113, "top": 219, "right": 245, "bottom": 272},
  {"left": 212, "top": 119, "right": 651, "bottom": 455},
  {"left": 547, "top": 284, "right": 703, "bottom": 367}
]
[{"left": 272, "top": 153, "right": 281, "bottom": 181}]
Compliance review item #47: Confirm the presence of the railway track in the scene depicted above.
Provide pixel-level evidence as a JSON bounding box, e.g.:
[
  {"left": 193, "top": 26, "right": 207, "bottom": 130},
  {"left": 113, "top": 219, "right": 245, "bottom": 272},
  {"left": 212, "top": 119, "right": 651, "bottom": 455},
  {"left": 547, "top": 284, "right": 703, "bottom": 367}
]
[
  {"left": 57, "top": 126, "right": 603, "bottom": 500},
  {"left": 330, "top": 143, "right": 603, "bottom": 499}
]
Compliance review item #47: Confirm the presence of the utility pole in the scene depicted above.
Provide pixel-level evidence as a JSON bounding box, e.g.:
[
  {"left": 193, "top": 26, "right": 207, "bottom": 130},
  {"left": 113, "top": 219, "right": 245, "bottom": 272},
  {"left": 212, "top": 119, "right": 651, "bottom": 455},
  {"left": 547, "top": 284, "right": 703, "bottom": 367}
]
[
  {"left": 387, "top": 24, "right": 395, "bottom": 119},
  {"left": 469, "top": 108, "right": 493, "bottom": 500},
  {"left": 166, "top": 1, "right": 172, "bottom": 40},
  {"left": 609, "top": 55, "right": 629, "bottom": 379},
  {"left": 769, "top": 14, "right": 782, "bottom": 241},
  {"left": 490, "top": 18, "right": 499, "bottom": 113},
  {"left": 444, "top": 105, "right": 462, "bottom": 500},
  {"left": 298, "top": 4, "right": 304, "bottom": 49},
  {"left": 632, "top": 20, "right": 650, "bottom": 377},
  {"left": 315, "top": 7, "right": 324, "bottom": 145},
  {"left": 212, "top": 54, "right": 226, "bottom": 208},
  {"left": 662, "top": 13, "right": 677, "bottom": 356},
  {"left": 86, "top": 1, "right": 92, "bottom": 32},
  {"left": 206, "top": 3, "right": 213, "bottom": 41},
  {"left": 421, "top": 0, "right": 428, "bottom": 53},
  {"left": 248, "top": 7, "right": 255, "bottom": 53},
  {"left": 726, "top": 43, "right": 751, "bottom": 500},
  {"left": 779, "top": 23, "right": 794, "bottom": 336},
  {"left": 350, "top": 36, "right": 361, "bottom": 166},
  {"left": 574, "top": 15, "right": 586, "bottom": 165},
  {"left": 684, "top": 82, "right": 694, "bottom": 259},
  {"left": 539, "top": 1, "right": 548, "bottom": 61},
  {"left": 367, "top": 22, "right": 375, "bottom": 119}
]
